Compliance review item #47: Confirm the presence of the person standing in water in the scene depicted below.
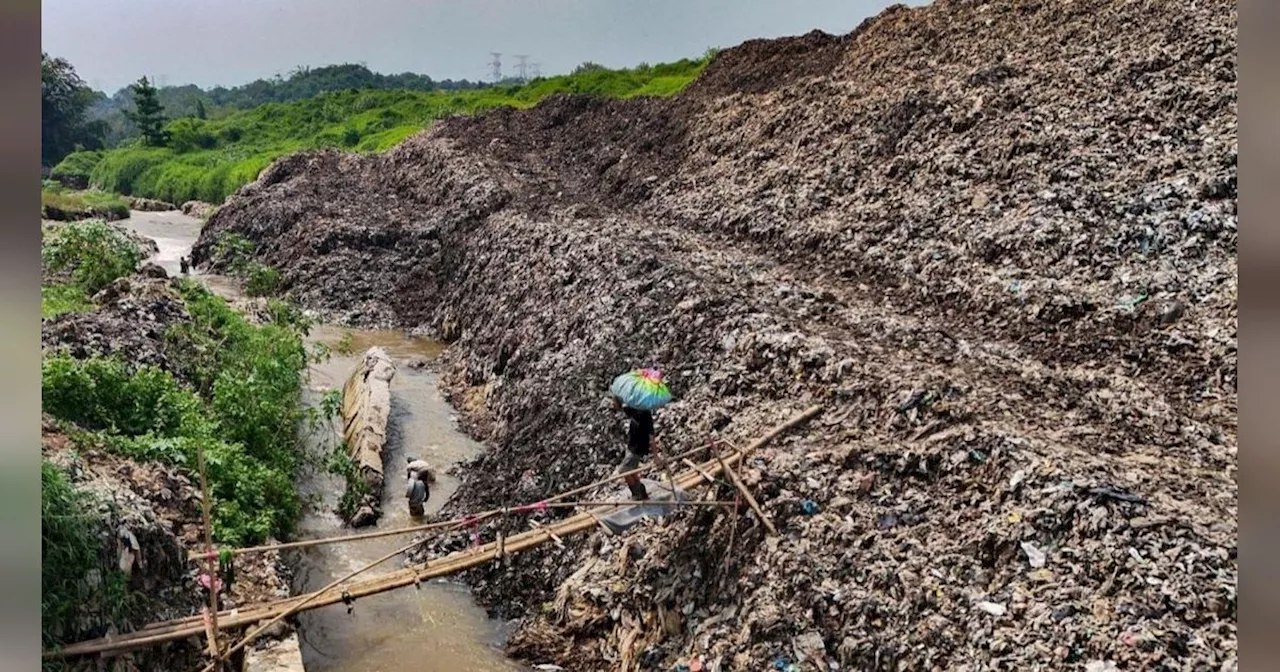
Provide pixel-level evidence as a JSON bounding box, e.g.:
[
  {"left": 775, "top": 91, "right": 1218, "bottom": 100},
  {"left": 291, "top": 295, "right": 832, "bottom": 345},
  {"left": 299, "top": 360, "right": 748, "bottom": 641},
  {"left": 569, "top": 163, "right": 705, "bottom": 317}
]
[{"left": 405, "top": 456, "right": 434, "bottom": 517}]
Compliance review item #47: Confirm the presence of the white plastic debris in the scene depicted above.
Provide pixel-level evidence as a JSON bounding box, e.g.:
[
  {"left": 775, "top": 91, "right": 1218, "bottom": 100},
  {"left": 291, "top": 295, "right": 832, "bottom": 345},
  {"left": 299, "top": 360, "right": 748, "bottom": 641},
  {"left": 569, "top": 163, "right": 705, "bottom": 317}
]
[
  {"left": 976, "top": 601, "right": 1007, "bottom": 617},
  {"left": 1021, "top": 541, "right": 1047, "bottom": 568}
]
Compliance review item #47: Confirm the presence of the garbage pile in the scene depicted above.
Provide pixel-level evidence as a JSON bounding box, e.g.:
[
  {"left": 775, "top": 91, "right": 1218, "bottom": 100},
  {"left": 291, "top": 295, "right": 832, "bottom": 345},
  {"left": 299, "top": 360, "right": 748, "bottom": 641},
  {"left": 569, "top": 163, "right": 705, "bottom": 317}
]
[
  {"left": 180, "top": 200, "right": 217, "bottom": 220},
  {"left": 41, "top": 276, "right": 194, "bottom": 378},
  {"left": 42, "top": 419, "right": 292, "bottom": 640},
  {"left": 194, "top": 0, "right": 1236, "bottom": 668},
  {"left": 126, "top": 196, "right": 177, "bottom": 212}
]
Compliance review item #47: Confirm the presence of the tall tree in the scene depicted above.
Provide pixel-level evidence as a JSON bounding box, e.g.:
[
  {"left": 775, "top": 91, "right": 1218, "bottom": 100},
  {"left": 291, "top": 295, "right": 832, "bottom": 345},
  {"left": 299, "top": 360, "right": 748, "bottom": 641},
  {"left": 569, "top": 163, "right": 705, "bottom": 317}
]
[
  {"left": 194, "top": 98, "right": 207, "bottom": 120},
  {"left": 41, "top": 53, "right": 104, "bottom": 167},
  {"left": 125, "top": 76, "right": 167, "bottom": 146}
]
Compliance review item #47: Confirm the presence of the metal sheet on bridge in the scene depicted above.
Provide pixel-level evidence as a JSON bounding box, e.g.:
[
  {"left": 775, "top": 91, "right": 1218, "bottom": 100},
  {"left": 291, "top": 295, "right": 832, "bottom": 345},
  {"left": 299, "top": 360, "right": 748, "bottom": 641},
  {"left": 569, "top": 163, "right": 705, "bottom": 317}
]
[{"left": 599, "top": 478, "right": 692, "bottom": 534}]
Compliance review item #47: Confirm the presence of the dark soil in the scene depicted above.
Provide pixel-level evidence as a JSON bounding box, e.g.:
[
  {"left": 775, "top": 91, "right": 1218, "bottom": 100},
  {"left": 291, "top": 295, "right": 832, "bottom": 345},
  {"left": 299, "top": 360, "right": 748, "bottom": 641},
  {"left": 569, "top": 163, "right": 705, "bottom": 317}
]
[{"left": 192, "top": 0, "right": 1237, "bottom": 669}]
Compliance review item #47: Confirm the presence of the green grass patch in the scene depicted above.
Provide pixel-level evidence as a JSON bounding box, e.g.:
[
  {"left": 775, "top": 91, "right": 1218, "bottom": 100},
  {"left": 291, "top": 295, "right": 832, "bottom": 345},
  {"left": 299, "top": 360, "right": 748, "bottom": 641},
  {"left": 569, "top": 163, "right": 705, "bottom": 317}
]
[
  {"left": 41, "top": 188, "right": 130, "bottom": 222},
  {"left": 41, "top": 284, "right": 92, "bottom": 318},
  {"left": 61, "top": 55, "right": 709, "bottom": 205}
]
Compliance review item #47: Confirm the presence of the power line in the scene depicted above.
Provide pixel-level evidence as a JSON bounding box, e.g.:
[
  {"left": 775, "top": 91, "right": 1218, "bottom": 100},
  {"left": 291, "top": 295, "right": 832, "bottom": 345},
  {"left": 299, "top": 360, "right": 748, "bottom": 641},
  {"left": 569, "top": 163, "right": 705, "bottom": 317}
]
[
  {"left": 513, "top": 54, "right": 529, "bottom": 82},
  {"left": 530, "top": 62, "right": 542, "bottom": 79}
]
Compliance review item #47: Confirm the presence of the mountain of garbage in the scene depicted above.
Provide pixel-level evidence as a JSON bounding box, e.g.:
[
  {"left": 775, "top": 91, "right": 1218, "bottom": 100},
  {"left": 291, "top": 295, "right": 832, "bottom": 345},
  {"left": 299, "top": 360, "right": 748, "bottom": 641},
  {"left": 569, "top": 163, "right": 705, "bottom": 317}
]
[{"left": 194, "top": 0, "right": 1237, "bottom": 669}]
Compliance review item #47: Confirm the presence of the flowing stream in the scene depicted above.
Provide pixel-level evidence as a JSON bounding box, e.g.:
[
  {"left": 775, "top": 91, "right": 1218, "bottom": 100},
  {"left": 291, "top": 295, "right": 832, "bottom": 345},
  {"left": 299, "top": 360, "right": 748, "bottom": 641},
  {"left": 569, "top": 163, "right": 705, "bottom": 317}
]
[{"left": 120, "top": 211, "right": 523, "bottom": 672}]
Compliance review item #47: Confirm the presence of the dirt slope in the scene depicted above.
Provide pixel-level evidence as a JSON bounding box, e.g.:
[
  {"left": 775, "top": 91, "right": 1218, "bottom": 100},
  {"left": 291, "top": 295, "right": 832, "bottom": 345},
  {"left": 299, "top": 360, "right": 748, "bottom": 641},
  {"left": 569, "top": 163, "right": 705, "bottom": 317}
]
[{"left": 193, "top": 0, "right": 1237, "bottom": 669}]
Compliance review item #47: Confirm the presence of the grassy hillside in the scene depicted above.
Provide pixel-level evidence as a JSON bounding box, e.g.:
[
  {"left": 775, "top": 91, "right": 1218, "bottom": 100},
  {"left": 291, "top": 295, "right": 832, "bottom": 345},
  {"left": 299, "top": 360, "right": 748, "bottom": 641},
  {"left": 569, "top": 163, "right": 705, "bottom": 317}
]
[{"left": 55, "top": 57, "right": 709, "bottom": 206}]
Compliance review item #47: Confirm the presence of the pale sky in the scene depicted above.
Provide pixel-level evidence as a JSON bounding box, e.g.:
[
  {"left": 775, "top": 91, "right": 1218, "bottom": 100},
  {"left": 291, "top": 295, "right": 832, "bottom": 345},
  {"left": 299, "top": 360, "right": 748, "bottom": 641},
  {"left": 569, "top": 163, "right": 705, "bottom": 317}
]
[{"left": 41, "top": 0, "right": 914, "bottom": 93}]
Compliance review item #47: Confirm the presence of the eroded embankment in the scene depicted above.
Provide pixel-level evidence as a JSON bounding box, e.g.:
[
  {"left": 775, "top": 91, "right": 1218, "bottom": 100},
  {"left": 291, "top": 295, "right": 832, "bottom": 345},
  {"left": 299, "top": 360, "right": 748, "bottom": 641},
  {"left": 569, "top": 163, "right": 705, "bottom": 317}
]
[
  {"left": 41, "top": 212, "right": 302, "bottom": 670},
  {"left": 191, "top": 0, "right": 1237, "bottom": 669}
]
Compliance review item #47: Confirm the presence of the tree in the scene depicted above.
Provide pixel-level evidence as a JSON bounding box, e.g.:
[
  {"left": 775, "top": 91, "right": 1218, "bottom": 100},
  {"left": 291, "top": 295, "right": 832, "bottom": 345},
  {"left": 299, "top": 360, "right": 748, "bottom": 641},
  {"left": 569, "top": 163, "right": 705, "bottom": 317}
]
[
  {"left": 125, "top": 76, "right": 167, "bottom": 146},
  {"left": 195, "top": 98, "right": 207, "bottom": 120},
  {"left": 41, "top": 53, "right": 105, "bottom": 167},
  {"left": 572, "top": 61, "right": 607, "bottom": 76}
]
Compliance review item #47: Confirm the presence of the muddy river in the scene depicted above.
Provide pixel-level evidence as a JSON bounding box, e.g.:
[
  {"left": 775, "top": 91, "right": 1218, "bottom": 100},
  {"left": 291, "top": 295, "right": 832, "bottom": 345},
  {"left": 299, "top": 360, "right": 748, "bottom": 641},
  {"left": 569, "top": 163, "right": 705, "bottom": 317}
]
[{"left": 120, "top": 211, "right": 523, "bottom": 672}]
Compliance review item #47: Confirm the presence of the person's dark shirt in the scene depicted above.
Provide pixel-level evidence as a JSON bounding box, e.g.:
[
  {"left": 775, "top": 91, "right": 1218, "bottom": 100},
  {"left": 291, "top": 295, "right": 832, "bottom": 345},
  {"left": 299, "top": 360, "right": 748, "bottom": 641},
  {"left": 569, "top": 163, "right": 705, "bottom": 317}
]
[{"left": 623, "top": 407, "right": 654, "bottom": 454}]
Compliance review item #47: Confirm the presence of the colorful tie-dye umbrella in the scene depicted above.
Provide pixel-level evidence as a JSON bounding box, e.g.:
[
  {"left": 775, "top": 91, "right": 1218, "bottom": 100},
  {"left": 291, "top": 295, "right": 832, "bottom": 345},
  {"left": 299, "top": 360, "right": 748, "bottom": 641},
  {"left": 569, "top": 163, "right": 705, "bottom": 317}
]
[{"left": 610, "top": 368, "right": 672, "bottom": 411}]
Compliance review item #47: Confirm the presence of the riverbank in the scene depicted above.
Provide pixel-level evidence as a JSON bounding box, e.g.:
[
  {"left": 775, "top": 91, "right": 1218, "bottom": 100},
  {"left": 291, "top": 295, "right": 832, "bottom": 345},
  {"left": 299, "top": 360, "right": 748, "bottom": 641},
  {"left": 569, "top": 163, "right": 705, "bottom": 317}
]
[
  {"left": 53, "top": 210, "right": 523, "bottom": 671},
  {"left": 41, "top": 212, "right": 311, "bottom": 668}
]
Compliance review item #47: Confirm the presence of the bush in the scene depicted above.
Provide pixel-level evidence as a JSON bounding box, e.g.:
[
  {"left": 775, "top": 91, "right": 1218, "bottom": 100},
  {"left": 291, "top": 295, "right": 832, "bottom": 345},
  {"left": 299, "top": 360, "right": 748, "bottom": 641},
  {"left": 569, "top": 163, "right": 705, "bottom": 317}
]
[
  {"left": 167, "top": 118, "right": 217, "bottom": 154},
  {"left": 245, "top": 263, "right": 281, "bottom": 296},
  {"left": 50, "top": 150, "right": 105, "bottom": 189},
  {"left": 41, "top": 357, "right": 207, "bottom": 437},
  {"left": 210, "top": 232, "right": 256, "bottom": 276},
  {"left": 41, "top": 460, "right": 137, "bottom": 651},
  {"left": 40, "top": 219, "right": 141, "bottom": 293}
]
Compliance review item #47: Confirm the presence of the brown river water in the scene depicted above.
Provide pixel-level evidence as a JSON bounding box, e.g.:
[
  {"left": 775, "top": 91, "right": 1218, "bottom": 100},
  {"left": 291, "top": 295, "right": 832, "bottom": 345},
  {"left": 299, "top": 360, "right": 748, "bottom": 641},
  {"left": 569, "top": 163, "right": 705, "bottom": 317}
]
[{"left": 120, "top": 211, "right": 524, "bottom": 672}]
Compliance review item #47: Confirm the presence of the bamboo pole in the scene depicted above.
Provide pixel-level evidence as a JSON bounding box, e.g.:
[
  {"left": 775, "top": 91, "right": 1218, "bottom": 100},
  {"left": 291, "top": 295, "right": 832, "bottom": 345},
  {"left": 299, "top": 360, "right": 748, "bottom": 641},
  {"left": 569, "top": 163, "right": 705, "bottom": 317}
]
[
  {"left": 722, "top": 496, "right": 742, "bottom": 576},
  {"left": 552, "top": 500, "right": 736, "bottom": 508},
  {"left": 43, "top": 407, "right": 823, "bottom": 661},
  {"left": 193, "top": 442, "right": 221, "bottom": 665},
  {"left": 717, "top": 457, "right": 778, "bottom": 536},
  {"left": 197, "top": 531, "right": 430, "bottom": 672},
  {"left": 681, "top": 458, "right": 719, "bottom": 485},
  {"left": 190, "top": 440, "right": 726, "bottom": 563}
]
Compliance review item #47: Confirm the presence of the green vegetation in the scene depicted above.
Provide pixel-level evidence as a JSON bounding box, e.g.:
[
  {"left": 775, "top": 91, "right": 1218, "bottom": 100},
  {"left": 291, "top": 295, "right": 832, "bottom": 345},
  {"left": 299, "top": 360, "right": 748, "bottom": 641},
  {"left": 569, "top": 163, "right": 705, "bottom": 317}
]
[
  {"left": 87, "top": 63, "right": 489, "bottom": 147},
  {"left": 40, "top": 217, "right": 315, "bottom": 649},
  {"left": 41, "top": 460, "right": 138, "bottom": 655},
  {"left": 48, "top": 149, "right": 102, "bottom": 188},
  {"left": 41, "top": 219, "right": 140, "bottom": 319},
  {"left": 42, "top": 53, "right": 107, "bottom": 168},
  {"left": 58, "top": 55, "right": 710, "bottom": 205},
  {"left": 41, "top": 220, "right": 142, "bottom": 293},
  {"left": 43, "top": 280, "right": 312, "bottom": 546},
  {"left": 325, "top": 441, "right": 369, "bottom": 522},
  {"left": 125, "top": 76, "right": 168, "bottom": 146},
  {"left": 41, "top": 187, "right": 130, "bottom": 222},
  {"left": 207, "top": 232, "right": 281, "bottom": 297},
  {"left": 335, "top": 331, "right": 355, "bottom": 356},
  {"left": 245, "top": 265, "right": 281, "bottom": 297},
  {"left": 41, "top": 284, "right": 92, "bottom": 318}
]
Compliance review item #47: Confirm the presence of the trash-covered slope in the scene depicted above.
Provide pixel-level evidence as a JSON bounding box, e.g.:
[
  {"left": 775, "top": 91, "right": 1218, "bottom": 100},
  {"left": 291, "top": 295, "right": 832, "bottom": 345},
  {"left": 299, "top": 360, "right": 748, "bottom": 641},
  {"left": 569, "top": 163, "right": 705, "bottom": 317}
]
[{"left": 192, "top": 0, "right": 1237, "bottom": 669}]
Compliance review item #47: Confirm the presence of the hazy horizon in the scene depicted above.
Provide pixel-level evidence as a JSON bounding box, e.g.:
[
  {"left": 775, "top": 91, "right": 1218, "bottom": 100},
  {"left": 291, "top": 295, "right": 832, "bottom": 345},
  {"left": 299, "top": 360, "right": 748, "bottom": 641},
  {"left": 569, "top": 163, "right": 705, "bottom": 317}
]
[{"left": 41, "top": 0, "right": 911, "bottom": 94}]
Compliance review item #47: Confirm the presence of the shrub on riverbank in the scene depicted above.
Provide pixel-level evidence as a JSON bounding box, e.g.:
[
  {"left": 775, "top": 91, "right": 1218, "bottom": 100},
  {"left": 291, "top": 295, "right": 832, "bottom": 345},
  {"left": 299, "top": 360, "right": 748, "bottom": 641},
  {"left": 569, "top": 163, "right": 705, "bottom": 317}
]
[
  {"left": 41, "top": 219, "right": 142, "bottom": 320},
  {"left": 48, "top": 150, "right": 103, "bottom": 189},
  {"left": 56, "top": 56, "right": 708, "bottom": 205},
  {"left": 41, "top": 219, "right": 142, "bottom": 293}
]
